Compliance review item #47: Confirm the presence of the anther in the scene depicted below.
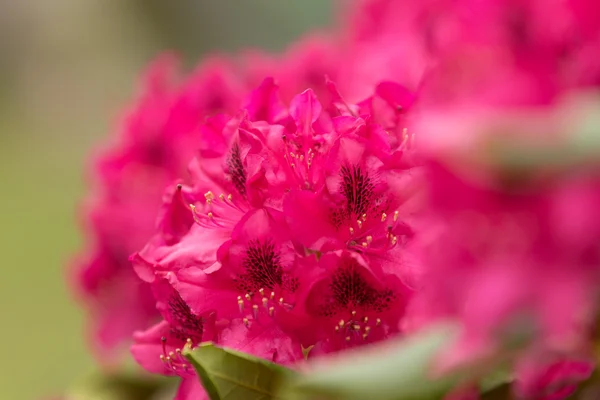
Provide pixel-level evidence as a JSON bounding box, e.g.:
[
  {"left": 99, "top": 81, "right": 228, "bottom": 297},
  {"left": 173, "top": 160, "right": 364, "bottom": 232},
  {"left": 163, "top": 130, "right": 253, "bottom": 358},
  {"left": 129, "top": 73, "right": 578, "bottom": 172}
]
[
  {"left": 391, "top": 236, "right": 398, "bottom": 246},
  {"left": 204, "top": 191, "right": 214, "bottom": 203},
  {"left": 237, "top": 298, "right": 244, "bottom": 312},
  {"left": 357, "top": 220, "right": 363, "bottom": 229},
  {"left": 366, "top": 236, "right": 373, "bottom": 244},
  {"left": 268, "top": 306, "right": 275, "bottom": 317},
  {"left": 363, "top": 333, "right": 369, "bottom": 340},
  {"left": 245, "top": 293, "right": 252, "bottom": 301},
  {"left": 339, "top": 319, "right": 345, "bottom": 327},
  {"left": 219, "top": 193, "right": 225, "bottom": 201},
  {"left": 207, "top": 212, "right": 214, "bottom": 219},
  {"left": 259, "top": 288, "right": 265, "bottom": 296},
  {"left": 365, "top": 326, "right": 371, "bottom": 333},
  {"left": 270, "top": 291, "right": 275, "bottom": 300},
  {"left": 349, "top": 227, "right": 354, "bottom": 235},
  {"left": 393, "top": 211, "right": 399, "bottom": 222},
  {"left": 279, "top": 297, "right": 284, "bottom": 305},
  {"left": 243, "top": 318, "right": 249, "bottom": 327},
  {"left": 345, "top": 336, "right": 351, "bottom": 342},
  {"left": 262, "top": 297, "right": 269, "bottom": 307},
  {"left": 252, "top": 304, "right": 259, "bottom": 318},
  {"left": 186, "top": 338, "right": 193, "bottom": 346},
  {"left": 361, "top": 213, "right": 367, "bottom": 222},
  {"left": 160, "top": 354, "right": 166, "bottom": 362},
  {"left": 176, "top": 348, "right": 181, "bottom": 354},
  {"left": 334, "top": 326, "right": 339, "bottom": 332},
  {"left": 351, "top": 310, "right": 357, "bottom": 317},
  {"left": 227, "top": 194, "right": 233, "bottom": 201},
  {"left": 381, "top": 213, "right": 387, "bottom": 222},
  {"left": 362, "top": 242, "right": 368, "bottom": 248},
  {"left": 376, "top": 318, "right": 381, "bottom": 326},
  {"left": 353, "top": 324, "right": 360, "bottom": 331},
  {"left": 363, "top": 317, "right": 369, "bottom": 323}
]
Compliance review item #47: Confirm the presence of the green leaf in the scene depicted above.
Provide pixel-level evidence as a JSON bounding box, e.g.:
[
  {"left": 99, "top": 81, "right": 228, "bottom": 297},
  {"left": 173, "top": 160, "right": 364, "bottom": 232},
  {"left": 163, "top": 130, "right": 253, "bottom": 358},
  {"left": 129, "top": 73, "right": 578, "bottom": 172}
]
[
  {"left": 66, "top": 371, "right": 172, "bottom": 400},
  {"left": 279, "top": 323, "right": 461, "bottom": 400},
  {"left": 183, "top": 342, "right": 298, "bottom": 400}
]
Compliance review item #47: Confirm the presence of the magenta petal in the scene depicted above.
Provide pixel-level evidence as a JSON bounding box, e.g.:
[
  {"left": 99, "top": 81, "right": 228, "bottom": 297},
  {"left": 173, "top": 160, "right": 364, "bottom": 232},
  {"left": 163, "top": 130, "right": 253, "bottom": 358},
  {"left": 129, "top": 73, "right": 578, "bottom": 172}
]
[
  {"left": 219, "top": 319, "right": 302, "bottom": 365},
  {"left": 175, "top": 378, "right": 208, "bottom": 400},
  {"left": 283, "top": 190, "right": 339, "bottom": 251},
  {"left": 375, "top": 81, "right": 416, "bottom": 111},
  {"left": 289, "top": 89, "right": 322, "bottom": 136},
  {"left": 131, "top": 320, "right": 173, "bottom": 375},
  {"left": 172, "top": 267, "right": 239, "bottom": 317},
  {"left": 243, "top": 77, "right": 288, "bottom": 123}
]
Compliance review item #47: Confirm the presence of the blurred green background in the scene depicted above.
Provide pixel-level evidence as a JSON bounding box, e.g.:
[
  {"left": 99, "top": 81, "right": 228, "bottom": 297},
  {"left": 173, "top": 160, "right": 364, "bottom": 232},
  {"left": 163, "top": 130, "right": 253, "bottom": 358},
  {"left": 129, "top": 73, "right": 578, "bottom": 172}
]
[{"left": 0, "top": 2, "right": 332, "bottom": 398}]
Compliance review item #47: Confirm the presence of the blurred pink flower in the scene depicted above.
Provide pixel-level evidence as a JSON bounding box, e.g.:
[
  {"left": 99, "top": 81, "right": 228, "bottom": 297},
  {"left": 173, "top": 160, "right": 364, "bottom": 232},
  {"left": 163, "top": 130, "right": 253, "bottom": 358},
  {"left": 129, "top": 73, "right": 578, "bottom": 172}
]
[
  {"left": 408, "top": 101, "right": 600, "bottom": 379},
  {"left": 73, "top": 54, "right": 247, "bottom": 362},
  {"left": 244, "top": 34, "right": 341, "bottom": 104},
  {"left": 516, "top": 358, "right": 595, "bottom": 400}
]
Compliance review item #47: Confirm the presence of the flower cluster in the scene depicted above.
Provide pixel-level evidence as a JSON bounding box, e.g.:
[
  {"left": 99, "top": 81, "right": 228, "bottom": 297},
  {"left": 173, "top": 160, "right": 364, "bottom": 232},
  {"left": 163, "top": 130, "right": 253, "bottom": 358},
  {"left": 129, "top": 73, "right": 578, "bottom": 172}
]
[
  {"left": 128, "top": 80, "right": 419, "bottom": 398},
  {"left": 73, "top": 0, "right": 600, "bottom": 399}
]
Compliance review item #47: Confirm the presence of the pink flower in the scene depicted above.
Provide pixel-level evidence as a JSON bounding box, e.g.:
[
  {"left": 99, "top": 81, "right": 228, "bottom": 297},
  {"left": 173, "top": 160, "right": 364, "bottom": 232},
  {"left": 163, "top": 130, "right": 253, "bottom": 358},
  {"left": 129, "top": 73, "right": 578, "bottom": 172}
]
[
  {"left": 244, "top": 34, "right": 341, "bottom": 104},
  {"left": 173, "top": 208, "right": 303, "bottom": 363},
  {"left": 131, "top": 278, "right": 217, "bottom": 399},
  {"left": 74, "top": 54, "right": 247, "bottom": 361},
  {"left": 338, "top": 0, "right": 430, "bottom": 101},
  {"left": 408, "top": 100, "right": 600, "bottom": 374},
  {"left": 515, "top": 358, "right": 595, "bottom": 400},
  {"left": 345, "top": 0, "right": 600, "bottom": 107},
  {"left": 286, "top": 250, "right": 413, "bottom": 354},
  {"left": 129, "top": 81, "right": 419, "bottom": 397}
]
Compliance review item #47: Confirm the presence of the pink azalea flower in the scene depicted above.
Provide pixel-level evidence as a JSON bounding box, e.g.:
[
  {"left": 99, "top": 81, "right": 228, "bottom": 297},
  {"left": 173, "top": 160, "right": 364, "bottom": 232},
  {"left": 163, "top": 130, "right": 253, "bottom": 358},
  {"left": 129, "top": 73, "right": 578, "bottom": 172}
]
[
  {"left": 131, "top": 278, "right": 217, "bottom": 400},
  {"left": 74, "top": 53, "right": 247, "bottom": 361},
  {"left": 346, "top": 0, "right": 600, "bottom": 107},
  {"left": 129, "top": 82, "right": 419, "bottom": 398},
  {"left": 408, "top": 100, "right": 600, "bottom": 380},
  {"left": 515, "top": 358, "right": 595, "bottom": 400},
  {"left": 173, "top": 208, "right": 303, "bottom": 363},
  {"left": 286, "top": 250, "right": 413, "bottom": 354},
  {"left": 244, "top": 34, "right": 341, "bottom": 104},
  {"left": 338, "top": 0, "right": 430, "bottom": 101}
]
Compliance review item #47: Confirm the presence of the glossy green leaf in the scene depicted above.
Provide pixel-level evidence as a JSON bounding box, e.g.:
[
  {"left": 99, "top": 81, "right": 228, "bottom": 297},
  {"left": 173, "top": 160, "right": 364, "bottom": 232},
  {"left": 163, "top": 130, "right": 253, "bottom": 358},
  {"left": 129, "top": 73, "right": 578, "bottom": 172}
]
[
  {"left": 280, "top": 323, "right": 461, "bottom": 400},
  {"left": 184, "top": 342, "right": 298, "bottom": 400}
]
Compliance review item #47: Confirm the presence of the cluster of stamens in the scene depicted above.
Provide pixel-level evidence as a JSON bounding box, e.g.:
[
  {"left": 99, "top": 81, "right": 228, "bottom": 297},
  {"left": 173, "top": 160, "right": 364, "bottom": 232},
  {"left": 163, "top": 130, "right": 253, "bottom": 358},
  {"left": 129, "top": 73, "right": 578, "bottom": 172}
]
[
  {"left": 188, "top": 190, "right": 246, "bottom": 228},
  {"left": 333, "top": 310, "right": 383, "bottom": 343},
  {"left": 348, "top": 210, "right": 401, "bottom": 253},
  {"left": 282, "top": 137, "right": 318, "bottom": 189},
  {"left": 236, "top": 288, "right": 293, "bottom": 327},
  {"left": 159, "top": 337, "right": 195, "bottom": 376}
]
